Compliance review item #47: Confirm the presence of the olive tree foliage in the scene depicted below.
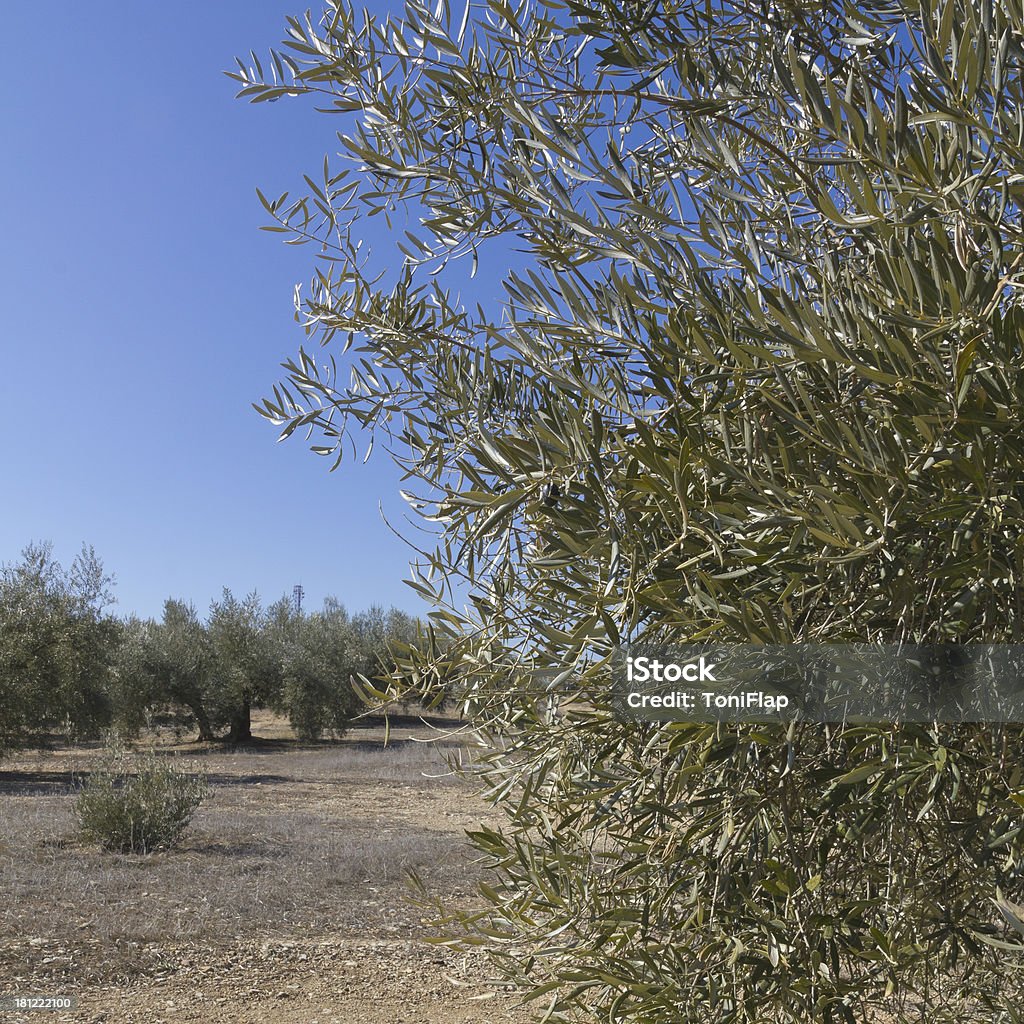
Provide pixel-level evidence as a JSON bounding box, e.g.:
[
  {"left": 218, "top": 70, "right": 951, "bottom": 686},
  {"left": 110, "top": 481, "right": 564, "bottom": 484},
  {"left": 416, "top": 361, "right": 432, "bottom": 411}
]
[
  {"left": 350, "top": 605, "right": 419, "bottom": 677},
  {"left": 206, "top": 589, "right": 283, "bottom": 743},
  {"left": 0, "top": 542, "right": 119, "bottom": 750},
  {"left": 271, "top": 596, "right": 357, "bottom": 739},
  {"left": 112, "top": 600, "right": 219, "bottom": 740},
  {"left": 274, "top": 601, "right": 426, "bottom": 739},
  {"left": 235, "top": 1, "right": 1024, "bottom": 1020}
]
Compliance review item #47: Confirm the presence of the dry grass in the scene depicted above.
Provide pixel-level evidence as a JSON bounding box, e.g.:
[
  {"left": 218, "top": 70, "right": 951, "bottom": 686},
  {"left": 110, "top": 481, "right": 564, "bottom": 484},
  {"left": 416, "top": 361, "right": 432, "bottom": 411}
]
[{"left": 0, "top": 714, "right": 492, "bottom": 951}]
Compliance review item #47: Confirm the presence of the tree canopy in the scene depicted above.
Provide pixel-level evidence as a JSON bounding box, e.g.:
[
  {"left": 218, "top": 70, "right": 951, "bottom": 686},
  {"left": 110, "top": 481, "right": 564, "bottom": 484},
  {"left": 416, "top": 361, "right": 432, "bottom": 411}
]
[
  {"left": 0, "top": 543, "right": 118, "bottom": 750},
  {"left": 236, "top": 1, "right": 1024, "bottom": 1020}
]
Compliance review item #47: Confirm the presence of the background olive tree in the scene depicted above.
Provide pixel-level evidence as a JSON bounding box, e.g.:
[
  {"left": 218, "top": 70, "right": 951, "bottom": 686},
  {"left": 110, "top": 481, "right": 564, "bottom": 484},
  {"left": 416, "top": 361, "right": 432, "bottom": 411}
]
[
  {"left": 236, "top": 1, "right": 1024, "bottom": 1020},
  {"left": 205, "top": 588, "right": 283, "bottom": 743},
  {"left": 116, "top": 599, "right": 219, "bottom": 740},
  {"left": 273, "top": 601, "right": 423, "bottom": 739},
  {"left": 0, "top": 543, "right": 119, "bottom": 750}
]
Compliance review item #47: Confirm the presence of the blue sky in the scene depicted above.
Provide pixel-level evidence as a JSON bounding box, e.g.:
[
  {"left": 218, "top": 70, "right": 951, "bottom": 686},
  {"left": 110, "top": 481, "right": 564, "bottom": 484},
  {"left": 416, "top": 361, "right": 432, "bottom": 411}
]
[{"left": 0, "top": 1, "right": 432, "bottom": 621}]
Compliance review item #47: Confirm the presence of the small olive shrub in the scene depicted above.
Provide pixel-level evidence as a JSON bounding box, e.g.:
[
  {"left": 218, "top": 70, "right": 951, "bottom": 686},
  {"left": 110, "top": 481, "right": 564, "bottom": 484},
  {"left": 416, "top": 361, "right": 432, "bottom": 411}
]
[{"left": 75, "top": 751, "right": 207, "bottom": 853}]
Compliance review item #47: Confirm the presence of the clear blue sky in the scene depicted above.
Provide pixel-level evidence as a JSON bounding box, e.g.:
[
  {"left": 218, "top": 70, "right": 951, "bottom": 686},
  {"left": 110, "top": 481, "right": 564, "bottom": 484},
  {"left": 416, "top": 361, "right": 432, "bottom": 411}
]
[{"left": 0, "top": 1, "right": 433, "bottom": 621}]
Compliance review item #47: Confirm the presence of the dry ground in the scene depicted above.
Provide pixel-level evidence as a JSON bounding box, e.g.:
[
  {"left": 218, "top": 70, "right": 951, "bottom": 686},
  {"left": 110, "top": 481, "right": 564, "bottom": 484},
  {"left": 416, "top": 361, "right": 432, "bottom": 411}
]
[{"left": 0, "top": 712, "right": 517, "bottom": 1024}]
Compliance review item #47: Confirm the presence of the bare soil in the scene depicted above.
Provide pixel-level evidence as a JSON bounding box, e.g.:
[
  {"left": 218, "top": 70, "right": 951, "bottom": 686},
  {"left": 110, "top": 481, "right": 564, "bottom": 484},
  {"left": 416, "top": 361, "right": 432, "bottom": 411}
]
[{"left": 0, "top": 712, "right": 517, "bottom": 1024}]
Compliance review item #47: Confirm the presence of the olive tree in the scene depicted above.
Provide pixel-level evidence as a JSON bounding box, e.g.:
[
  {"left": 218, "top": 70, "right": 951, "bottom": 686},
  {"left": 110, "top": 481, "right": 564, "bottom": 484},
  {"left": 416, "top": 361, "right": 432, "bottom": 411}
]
[
  {"left": 0, "top": 542, "right": 118, "bottom": 750},
  {"left": 138, "top": 600, "right": 219, "bottom": 740},
  {"left": 275, "top": 601, "right": 427, "bottom": 739},
  {"left": 272, "top": 597, "right": 358, "bottom": 740},
  {"left": 206, "top": 589, "right": 282, "bottom": 743},
  {"left": 234, "top": 1, "right": 1024, "bottom": 1020}
]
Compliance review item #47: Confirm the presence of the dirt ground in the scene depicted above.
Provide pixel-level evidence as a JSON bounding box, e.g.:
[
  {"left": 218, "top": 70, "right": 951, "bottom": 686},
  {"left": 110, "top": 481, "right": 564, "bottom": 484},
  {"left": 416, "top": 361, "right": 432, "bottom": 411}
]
[{"left": 0, "top": 712, "right": 518, "bottom": 1024}]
